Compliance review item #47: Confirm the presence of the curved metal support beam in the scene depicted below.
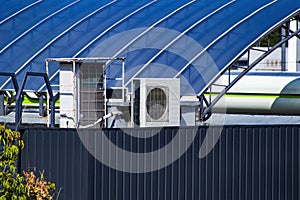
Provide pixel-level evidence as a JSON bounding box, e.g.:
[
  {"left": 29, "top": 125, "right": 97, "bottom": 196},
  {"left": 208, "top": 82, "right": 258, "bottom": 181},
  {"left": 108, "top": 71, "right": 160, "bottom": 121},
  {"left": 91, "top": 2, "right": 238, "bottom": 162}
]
[
  {"left": 73, "top": 0, "right": 157, "bottom": 57},
  {"left": 126, "top": 0, "right": 236, "bottom": 86},
  {"left": 38, "top": 0, "right": 155, "bottom": 91},
  {"left": 46, "top": 0, "right": 197, "bottom": 90},
  {"left": 0, "top": 72, "right": 19, "bottom": 92},
  {"left": 199, "top": 21, "right": 300, "bottom": 121},
  {"left": 0, "top": 0, "right": 43, "bottom": 25},
  {"left": 0, "top": 0, "right": 118, "bottom": 91},
  {"left": 107, "top": 0, "right": 196, "bottom": 77},
  {"left": 175, "top": 0, "right": 278, "bottom": 78},
  {"left": 0, "top": 0, "right": 80, "bottom": 54}
]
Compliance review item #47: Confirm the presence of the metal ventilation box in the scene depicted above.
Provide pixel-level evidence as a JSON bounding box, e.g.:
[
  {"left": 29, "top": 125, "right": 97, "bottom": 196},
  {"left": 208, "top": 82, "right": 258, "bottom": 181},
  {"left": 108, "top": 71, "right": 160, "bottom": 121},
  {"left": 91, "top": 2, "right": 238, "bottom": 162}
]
[
  {"left": 132, "top": 78, "right": 180, "bottom": 127},
  {"left": 59, "top": 61, "right": 105, "bottom": 128}
]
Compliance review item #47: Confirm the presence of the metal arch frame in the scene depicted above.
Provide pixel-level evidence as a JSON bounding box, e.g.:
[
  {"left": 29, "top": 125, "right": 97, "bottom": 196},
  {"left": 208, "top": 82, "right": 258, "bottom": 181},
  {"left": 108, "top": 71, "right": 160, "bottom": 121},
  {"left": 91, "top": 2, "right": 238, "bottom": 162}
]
[
  {"left": 38, "top": 0, "right": 154, "bottom": 91},
  {"left": 0, "top": 0, "right": 118, "bottom": 91},
  {"left": 103, "top": 0, "right": 196, "bottom": 73},
  {"left": 0, "top": 0, "right": 81, "bottom": 54},
  {"left": 73, "top": 0, "right": 158, "bottom": 58},
  {"left": 198, "top": 17, "right": 300, "bottom": 122},
  {"left": 125, "top": 0, "right": 236, "bottom": 87},
  {"left": 0, "top": 72, "right": 19, "bottom": 92},
  {"left": 175, "top": 0, "right": 278, "bottom": 79},
  {"left": 45, "top": 0, "right": 196, "bottom": 91},
  {"left": 0, "top": 73, "right": 19, "bottom": 116},
  {"left": 0, "top": 0, "right": 42, "bottom": 25}
]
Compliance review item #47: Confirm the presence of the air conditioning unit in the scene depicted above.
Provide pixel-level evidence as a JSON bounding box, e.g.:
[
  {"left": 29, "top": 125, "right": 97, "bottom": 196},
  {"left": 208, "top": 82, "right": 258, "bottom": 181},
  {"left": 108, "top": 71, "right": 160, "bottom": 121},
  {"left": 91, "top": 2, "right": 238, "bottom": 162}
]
[{"left": 132, "top": 78, "right": 180, "bottom": 127}]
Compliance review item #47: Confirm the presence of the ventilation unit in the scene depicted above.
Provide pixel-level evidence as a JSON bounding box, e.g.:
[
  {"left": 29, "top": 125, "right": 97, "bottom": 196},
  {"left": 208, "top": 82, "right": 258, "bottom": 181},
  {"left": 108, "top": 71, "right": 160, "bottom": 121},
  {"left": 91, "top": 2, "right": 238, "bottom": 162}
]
[{"left": 132, "top": 78, "right": 180, "bottom": 127}]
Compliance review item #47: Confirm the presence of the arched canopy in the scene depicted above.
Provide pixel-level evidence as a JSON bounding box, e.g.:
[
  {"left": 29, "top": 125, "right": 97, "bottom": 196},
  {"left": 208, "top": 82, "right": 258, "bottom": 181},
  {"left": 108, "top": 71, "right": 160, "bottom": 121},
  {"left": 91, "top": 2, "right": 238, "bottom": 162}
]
[{"left": 0, "top": 0, "right": 300, "bottom": 95}]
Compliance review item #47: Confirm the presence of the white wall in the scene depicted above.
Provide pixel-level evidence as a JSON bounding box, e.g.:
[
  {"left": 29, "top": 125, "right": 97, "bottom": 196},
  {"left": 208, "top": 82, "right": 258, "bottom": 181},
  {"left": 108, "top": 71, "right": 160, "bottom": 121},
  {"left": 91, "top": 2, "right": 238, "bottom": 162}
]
[
  {"left": 60, "top": 63, "right": 77, "bottom": 128},
  {"left": 287, "top": 20, "right": 300, "bottom": 71}
]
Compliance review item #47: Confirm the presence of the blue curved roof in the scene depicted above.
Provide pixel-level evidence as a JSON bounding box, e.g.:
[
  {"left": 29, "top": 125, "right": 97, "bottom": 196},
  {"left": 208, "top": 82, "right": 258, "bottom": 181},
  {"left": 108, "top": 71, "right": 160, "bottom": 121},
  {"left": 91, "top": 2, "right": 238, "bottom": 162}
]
[{"left": 0, "top": 0, "right": 300, "bottom": 95}]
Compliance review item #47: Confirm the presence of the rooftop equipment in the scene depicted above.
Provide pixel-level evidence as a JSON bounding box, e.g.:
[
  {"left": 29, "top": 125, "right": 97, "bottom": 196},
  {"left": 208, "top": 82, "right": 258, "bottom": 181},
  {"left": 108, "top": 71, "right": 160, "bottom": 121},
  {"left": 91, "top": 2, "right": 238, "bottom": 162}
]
[
  {"left": 131, "top": 78, "right": 180, "bottom": 127},
  {"left": 47, "top": 57, "right": 125, "bottom": 128}
]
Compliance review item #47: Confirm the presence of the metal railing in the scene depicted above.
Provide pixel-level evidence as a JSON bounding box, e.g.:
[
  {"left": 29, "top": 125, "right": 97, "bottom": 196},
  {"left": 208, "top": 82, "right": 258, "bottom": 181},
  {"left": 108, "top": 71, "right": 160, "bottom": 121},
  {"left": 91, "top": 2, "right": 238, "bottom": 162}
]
[
  {"left": 198, "top": 19, "right": 300, "bottom": 121},
  {"left": 15, "top": 72, "right": 59, "bottom": 128}
]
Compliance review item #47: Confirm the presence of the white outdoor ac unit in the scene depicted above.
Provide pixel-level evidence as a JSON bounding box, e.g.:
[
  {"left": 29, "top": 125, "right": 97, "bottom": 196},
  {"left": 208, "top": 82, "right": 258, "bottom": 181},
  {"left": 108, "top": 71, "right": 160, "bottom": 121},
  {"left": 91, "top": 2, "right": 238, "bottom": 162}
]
[{"left": 132, "top": 78, "right": 180, "bottom": 127}]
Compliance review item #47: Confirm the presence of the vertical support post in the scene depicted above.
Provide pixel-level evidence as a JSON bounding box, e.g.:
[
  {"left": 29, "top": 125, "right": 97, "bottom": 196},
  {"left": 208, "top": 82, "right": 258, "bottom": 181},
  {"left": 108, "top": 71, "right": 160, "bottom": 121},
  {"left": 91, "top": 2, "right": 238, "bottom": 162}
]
[
  {"left": 15, "top": 73, "right": 27, "bottom": 129},
  {"left": 50, "top": 93, "right": 59, "bottom": 128},
  {"left": 131, "top": 97, "right": 134, "bottom": 128},
  {"left": 39, "top": 94, "right": 45, "bottom": 116},
  {"left": 287, "top": 20, "right": 300, "bottom": 71},
  {"left": 281, "top": 24, "right": 288, "bottom": 71},
  {"left": 15, "top": 93, "right": 23, "bottom": 129},
  {"left": 228, "top": 67, "right": 231, "bottom": 85},
  {"left": 247, "top": 49, "right": 251, "bottom": 67},
  {"left": 198, "top": 95, "right": 204, "bottom": 122},
  {"left": 130, "top": 79, "right": 134, "bottom": 128},
  {"left": 72, "top": 60, "right": 77, "bottom": 128},
  {"left": 122, "top": 59, "right": 125, "bottom": 102},
  {"left": 46, "top": 60, "right": 50, "bottom": 127},
  {"left": 209, "top": 86, "right": 212, "bottom": 104},
  {"left": 46, "top": 92, "right": 50, "bottom": 127},
  {"left": 50, "top": 99, "right": 55, "bottom": 128},
  {"left": 0, "top": 93, "right": 4, "bottom": 116},
  {"left": 103, "top": 64, "right": 107, "bottom": 128},
  {"left": 267, "top": 34, "right": 271, "bottom": 50}
]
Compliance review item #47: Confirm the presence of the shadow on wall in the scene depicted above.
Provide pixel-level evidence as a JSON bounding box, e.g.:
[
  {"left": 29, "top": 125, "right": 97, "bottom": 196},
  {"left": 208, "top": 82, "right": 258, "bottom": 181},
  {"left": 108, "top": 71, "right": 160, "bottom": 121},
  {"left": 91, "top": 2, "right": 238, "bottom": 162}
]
[{"left": 271, "top": 77, "right": 300, "bottom": 115}]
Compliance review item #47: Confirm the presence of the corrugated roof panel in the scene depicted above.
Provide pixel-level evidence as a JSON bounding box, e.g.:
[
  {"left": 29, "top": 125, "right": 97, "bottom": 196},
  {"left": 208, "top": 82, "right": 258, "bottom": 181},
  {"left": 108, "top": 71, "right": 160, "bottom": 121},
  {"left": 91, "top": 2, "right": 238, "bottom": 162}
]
[{"left": 0, "top": 0, "right": 299, "bottom": 93}]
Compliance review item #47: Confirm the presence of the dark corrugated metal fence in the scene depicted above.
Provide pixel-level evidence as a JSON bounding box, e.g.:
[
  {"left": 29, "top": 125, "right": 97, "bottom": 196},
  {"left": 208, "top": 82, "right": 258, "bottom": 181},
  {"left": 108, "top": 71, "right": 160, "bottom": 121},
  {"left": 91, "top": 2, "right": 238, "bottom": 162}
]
[{"left": 20, "top": 125, "right": 300, "bottom": 200}]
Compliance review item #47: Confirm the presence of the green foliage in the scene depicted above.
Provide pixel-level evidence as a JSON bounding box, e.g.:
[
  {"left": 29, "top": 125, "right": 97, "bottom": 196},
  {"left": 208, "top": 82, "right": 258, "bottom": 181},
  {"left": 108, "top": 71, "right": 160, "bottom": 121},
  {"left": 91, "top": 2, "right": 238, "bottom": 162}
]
[
  {"left": 0, "top": 126, "right": 27, "bottom": 199},
  {"left": 0, "top": 126, "right": 57, "bottom": 199},
  {"left": 257, "top": 28, "right": 281, "bottom": 47}
]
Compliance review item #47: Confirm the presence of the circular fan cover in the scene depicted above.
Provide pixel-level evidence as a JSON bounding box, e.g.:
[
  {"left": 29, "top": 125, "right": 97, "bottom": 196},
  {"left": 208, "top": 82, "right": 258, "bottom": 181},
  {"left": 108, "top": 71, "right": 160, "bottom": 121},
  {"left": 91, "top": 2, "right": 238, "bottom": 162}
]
[{"left": 146, "top": 88, "right": 167, "bottom": 120}]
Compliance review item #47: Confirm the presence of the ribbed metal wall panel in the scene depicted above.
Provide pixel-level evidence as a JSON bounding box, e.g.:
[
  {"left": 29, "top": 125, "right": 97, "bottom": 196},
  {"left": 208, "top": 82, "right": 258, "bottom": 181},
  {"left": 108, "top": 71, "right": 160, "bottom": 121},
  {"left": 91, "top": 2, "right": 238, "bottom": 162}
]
[{"left": 20, "top": 125, "right": 300, "bottom": 200}]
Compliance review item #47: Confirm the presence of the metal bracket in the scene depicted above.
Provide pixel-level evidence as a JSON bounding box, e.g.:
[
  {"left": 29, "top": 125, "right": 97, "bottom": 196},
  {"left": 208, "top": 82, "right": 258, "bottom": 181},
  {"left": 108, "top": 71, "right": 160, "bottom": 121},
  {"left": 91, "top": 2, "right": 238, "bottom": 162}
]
[
  {"left": 199, "top": 20, "right": 300, "bottom": 121},
  {"left": 197, "top": 94, "right": 212, "bottom": 122},
  {"left": 0, "top": 73, "right": 19, "bottom": 116},
  {"left": 15, "top": 72, "right": 56, "bottom": 128}
]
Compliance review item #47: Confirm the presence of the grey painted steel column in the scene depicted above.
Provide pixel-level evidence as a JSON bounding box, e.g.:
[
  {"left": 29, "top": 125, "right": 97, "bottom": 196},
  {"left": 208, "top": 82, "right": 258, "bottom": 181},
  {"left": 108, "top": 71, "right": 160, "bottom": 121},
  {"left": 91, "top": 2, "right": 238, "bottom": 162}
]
[
  {"left": 0, "top": 93, "right": 4, "bottom": 116},
  {"left": 281, "top": 24, "right": 288, "bottom": 71}
]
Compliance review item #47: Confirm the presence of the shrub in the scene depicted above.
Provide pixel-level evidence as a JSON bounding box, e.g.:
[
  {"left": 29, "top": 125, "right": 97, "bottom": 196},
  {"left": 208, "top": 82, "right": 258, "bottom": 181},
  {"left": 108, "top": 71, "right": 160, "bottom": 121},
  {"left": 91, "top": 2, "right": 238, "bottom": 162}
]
[{"left": 0, "top": 126, "right": 56, "bottom": 199}]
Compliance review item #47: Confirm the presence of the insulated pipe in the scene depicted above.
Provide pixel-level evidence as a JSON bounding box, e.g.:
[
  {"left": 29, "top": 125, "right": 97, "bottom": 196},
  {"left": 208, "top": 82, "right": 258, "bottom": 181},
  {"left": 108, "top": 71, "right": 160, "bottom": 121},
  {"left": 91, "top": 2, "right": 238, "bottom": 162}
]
[{"left": 79, "top": 111, "right": 122, "bottom": 129}]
